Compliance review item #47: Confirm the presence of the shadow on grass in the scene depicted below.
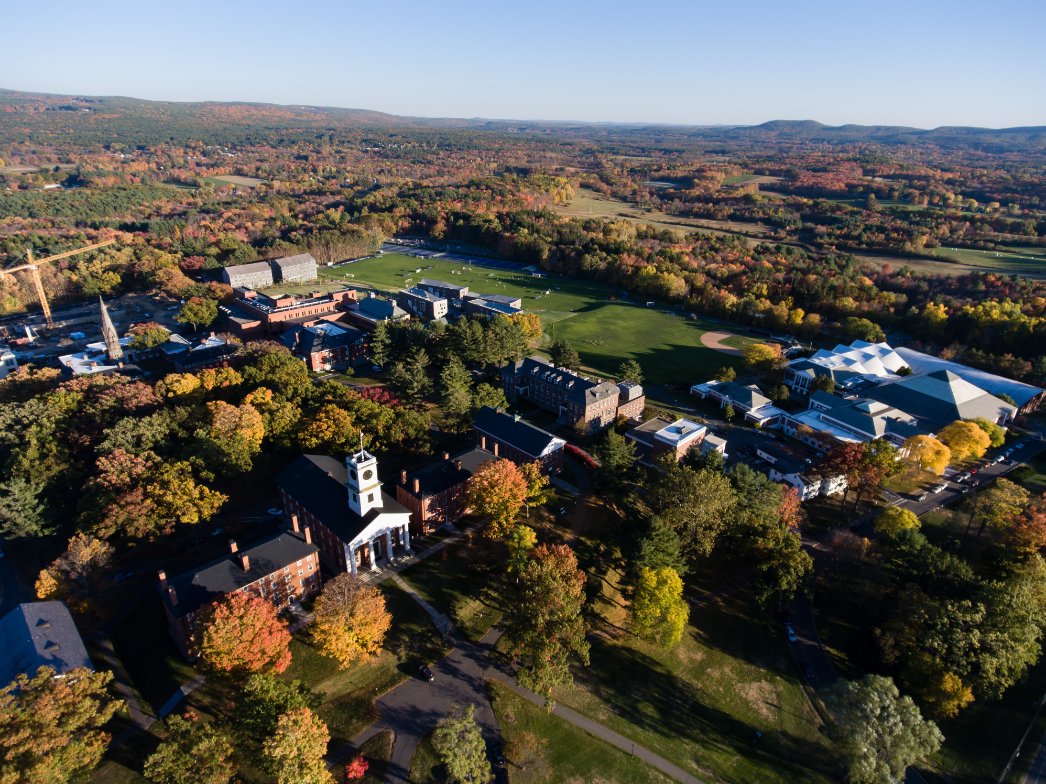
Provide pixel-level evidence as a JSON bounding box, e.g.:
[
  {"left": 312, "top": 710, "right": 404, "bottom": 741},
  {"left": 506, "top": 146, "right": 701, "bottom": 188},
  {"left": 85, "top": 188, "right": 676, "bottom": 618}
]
[{"left": 573, "top": 636, "right": 836, "bottom": 783}]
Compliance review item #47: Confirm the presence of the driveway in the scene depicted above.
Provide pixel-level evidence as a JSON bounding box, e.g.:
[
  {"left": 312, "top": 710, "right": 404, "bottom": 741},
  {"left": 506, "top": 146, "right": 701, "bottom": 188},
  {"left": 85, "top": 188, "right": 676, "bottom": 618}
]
[{"left": 354, "top": 630, "right": 501, "bottom": 784}]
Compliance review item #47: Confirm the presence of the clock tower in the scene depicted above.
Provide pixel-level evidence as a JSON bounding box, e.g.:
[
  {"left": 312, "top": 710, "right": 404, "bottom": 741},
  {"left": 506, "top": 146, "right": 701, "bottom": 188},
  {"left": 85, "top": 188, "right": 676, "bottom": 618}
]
[{"left": 346, "top": 448, "right": 383, "bottom": 517}]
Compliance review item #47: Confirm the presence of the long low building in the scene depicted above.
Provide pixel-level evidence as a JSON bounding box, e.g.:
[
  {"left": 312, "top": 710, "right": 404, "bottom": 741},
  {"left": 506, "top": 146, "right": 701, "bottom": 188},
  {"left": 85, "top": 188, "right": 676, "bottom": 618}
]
[
  {"left": 690, "top": 380, "right": 785, "bottom": 427},
  {"left": 472, "top": 406, "right": 566, "bottom": 474},
  {"left": 159, "top": 526, "right": 320, "bottom": 659},
  {"left": 395, "top": 448, "right": 495, "bottom": 532}
]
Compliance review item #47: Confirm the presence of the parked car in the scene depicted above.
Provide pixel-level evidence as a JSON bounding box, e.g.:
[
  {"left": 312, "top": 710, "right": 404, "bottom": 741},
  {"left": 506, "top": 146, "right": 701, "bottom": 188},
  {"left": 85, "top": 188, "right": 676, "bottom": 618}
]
[
  {"left": 917, "top": 493, "right": 929, "bottom": 502},
  {"left": 786, "top": 624, "right": 797, "bottom": 643},
  {"left": 418, "top": 664, "right": 434, "bottom": 682},
  {"left": 932, "top": 483, "right": 948, "bottom": 494},
  {"left": 267, "top": 507, "right": 283, "bottom": 517}
]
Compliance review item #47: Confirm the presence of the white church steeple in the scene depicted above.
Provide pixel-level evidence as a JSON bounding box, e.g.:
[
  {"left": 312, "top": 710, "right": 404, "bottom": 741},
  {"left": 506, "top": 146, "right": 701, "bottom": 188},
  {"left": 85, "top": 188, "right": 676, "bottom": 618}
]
[{"left": 346, "top": 444, "right": 383, "bottom": 517}]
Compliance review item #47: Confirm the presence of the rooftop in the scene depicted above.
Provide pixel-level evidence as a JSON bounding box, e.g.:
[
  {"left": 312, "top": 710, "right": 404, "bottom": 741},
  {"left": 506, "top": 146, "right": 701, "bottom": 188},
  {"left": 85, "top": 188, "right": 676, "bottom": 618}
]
[
  {"left": 403, "top": 448, "right": 495, "bottom": 496},
  {"left": 277, "top": 454, "right": 411, "bottom": 544},
  {"left": 0, "top": 601, "right": 92, "bottom": 683},
  {"left": 473, "top": 406, "right": 565, "bottom": 459},
  {"left": 164, "top": 531, "right": 318, "bottom": 618}
]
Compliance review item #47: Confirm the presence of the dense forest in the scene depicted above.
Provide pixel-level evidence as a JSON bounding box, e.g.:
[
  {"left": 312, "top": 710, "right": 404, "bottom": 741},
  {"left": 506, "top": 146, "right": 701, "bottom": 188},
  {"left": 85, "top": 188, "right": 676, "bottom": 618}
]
[{"left": 3, "top": 88, "right": 1046, "bottom": 383}]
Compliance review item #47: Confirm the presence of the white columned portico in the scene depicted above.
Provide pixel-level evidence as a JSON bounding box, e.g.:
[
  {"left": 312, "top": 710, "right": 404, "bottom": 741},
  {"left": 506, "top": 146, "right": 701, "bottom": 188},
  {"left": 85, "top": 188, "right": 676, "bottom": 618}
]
[
  {"left": 384, "top": 530, "right": 394, "bottom": 563},
  {"left": 369, "top": 540, "right": 379, "bottom": 571},
  {"left": 402, "top": 523, "right": 412, "bottom": 553},
  {"left": 348, "top": 545, "right": 358, "bottom": 577}
]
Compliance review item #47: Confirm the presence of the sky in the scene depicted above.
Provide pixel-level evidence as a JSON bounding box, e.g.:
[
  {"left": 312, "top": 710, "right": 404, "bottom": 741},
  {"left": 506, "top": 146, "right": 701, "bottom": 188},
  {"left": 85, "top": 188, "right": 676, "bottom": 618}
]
[{"left": 3, "top": 0, "right": 1045, "bottom": 128}]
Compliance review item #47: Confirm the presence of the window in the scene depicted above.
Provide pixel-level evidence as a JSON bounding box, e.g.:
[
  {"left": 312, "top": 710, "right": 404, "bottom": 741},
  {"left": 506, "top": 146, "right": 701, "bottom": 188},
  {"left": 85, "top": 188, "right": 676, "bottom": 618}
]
[
  {"left": 352, "top": 492, "right": 358, "bottom": 502},
  {"left": 368, "top": 492, "right": 375, "bottom": 503}
]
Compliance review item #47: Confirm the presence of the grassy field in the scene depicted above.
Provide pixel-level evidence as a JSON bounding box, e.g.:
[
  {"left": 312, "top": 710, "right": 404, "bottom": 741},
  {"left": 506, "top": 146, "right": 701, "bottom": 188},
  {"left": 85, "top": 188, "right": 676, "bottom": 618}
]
[
  {"left": 556, "top": 187, "right": 774, "bottom": 241},
  {"left": 489, "top": 682, "right": 675, "bottom": 784},
  {"left": 554, "top": 591, "right": 836, "bottom": 784},
  {"left": 289, "top": 252, "right": 753, "bottom": 387},
  {"left": 398, "top": 532, "right": 506, "bottom": 641},
  {"left": 540, "top": 508, "right": 837, "bottom": 784},
  {"left": 204, "top": 174, "right": 264, "bottom": 187}
]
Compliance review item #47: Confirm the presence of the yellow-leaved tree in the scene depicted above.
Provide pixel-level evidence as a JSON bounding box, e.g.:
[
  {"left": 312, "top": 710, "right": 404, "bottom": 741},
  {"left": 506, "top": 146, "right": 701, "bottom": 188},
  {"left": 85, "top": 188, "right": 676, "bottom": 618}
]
[{"left": 312, "top": 573, "right": 391, "bottom": 668}]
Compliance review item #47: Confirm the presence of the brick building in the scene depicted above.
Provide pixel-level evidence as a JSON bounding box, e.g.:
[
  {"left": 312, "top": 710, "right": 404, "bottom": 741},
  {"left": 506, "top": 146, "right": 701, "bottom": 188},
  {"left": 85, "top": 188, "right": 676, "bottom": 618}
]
[
  {"left": 277, "top": 450, "right": 413, "bottom": 576},
  {"left": 501, "top": 356, "right": 645, "bottom": 433},
  {"left": 158, "top": 525, "right": 320, "bottom": 659},
  {"left": 395, "top": 448, "right": 494, "bottom": 532},
  {"left": 472, "top": 406, "right": 566, "bottom": 474},
  {"left": 280, "top": 322, "right": 369, "bottom": 371},
  {"left": 220, "top": 288, "right": 358, "bottom": 337}
]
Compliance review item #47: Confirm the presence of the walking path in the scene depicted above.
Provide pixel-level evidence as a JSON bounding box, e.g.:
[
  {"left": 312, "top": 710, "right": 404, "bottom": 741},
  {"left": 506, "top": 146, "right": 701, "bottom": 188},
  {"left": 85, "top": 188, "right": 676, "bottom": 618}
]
[
  {"left": 91, "top": 635, "right": 156, "bottom": 730},
  {"left": 487, "top": 669, "right": 706, "bottom": 784}
]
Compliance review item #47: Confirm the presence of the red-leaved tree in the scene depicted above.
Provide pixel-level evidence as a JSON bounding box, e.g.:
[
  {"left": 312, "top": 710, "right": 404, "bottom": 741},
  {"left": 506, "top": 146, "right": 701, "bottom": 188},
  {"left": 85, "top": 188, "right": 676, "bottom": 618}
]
[{"left": 198, "top": 592, "right": 291, "bottom": 674}]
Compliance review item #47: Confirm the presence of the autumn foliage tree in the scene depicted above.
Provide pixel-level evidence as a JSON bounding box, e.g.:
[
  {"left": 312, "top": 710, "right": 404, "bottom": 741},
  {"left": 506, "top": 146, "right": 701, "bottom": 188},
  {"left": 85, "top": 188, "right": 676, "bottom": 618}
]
[
  {"left": 0, "top": 666, "right": 122, "bottom": 784},
  {"left": 937, "top": 420, "right": 990, "bottom": 463},
  {"left": 507, "top": 543, "right": 590, "bottom": 701},
  {"left": 35, "top": 532, "right": 114, "bottom": 612},
  {"left": 199, "top": 592, "right": 292, "bottom": 674},
  {"left": 262, "top": 707, "right": 334, "bottom": 784},
  {"left": 630, "top": 566, "right": 689, "bottom": 648},
  {"left": 311, "top": 574, "right": 391, "bottom": 668},
  {"left": 902, "top": 435, "right": 952, "bottom": 476},
  {"left": 143, "top": 712, "right": 235, "bottom": 784},
  {"left": 466, "top": 458, "right": 528, "bottom": 538}
]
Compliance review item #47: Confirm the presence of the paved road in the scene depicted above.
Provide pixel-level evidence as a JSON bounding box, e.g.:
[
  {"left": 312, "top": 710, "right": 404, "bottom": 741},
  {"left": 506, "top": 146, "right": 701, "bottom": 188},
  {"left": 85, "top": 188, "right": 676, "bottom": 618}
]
[{"left": 353, "top": 629, "right": 501, "bottom": 784}]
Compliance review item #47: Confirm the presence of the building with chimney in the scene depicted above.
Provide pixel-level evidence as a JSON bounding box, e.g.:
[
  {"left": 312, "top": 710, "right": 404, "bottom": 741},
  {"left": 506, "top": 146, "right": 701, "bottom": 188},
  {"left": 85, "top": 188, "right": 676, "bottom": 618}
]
[
  {"left": 500, "top": 356, "right": 645, "bottom": 433},
  {"left": 158, "top": 525, "right": 320, "bottom": 659},
  {"left": 472, "top": 406, "right": 566, "bottom": 473},
  {"left": 277, "top": 448, "right": 413, "bottom": 576},
  {"left": 395, "top": 448, "right": 495, "bottom": 532}
]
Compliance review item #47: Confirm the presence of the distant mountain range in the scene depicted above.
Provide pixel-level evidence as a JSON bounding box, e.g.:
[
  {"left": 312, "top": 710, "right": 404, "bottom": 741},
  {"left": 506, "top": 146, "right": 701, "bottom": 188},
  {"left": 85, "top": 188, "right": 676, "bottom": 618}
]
[{"left": 2, "top": 88, "right": 1044, "bottom": 152}]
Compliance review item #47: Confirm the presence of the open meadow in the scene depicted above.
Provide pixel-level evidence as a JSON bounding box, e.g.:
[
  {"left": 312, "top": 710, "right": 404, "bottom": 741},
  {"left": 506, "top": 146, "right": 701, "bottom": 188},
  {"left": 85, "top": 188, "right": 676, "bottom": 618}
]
[{"left": 294, "top": 251, "right": 755, "bottom": 386}]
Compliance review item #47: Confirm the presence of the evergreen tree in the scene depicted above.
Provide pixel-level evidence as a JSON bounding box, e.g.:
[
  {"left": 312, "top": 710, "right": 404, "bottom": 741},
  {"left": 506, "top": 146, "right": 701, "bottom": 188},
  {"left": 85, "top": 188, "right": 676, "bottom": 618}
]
[
  {"left": 440, "top": 355, "right": 474, "bottom": 430},
  {"left": 389, "top": 347, "right": 433, "bottom": 405},
  {"left": 549, "top": 339, "right": 580, "bottom": 371},
  {"left": 635, "top": 517, "right": 686, "bottom": 576},
  {"left": 617, "top": 359, "right": 644, "bottom": 384},
  {"left": 593, "top": 429, "right": 636, "bottom": 497},
  {"left": 370, "top": 321, "right": 391, "bottom": 367},
  {"left": 0, "top": 477, "right": 51, "bottom": 539}
]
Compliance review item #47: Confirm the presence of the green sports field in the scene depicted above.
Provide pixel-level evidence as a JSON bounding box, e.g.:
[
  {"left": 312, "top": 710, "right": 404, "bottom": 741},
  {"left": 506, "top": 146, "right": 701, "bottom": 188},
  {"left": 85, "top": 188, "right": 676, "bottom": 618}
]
[{"left": 296, "top": 252, "right": 753, "bottom": 386}]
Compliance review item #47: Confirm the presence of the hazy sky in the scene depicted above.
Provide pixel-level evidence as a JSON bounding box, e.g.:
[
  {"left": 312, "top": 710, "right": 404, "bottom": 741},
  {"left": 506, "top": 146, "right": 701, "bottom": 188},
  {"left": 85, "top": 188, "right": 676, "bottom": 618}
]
[{"left": 4, "top": 0, "right": 1044, "bottom": 128}]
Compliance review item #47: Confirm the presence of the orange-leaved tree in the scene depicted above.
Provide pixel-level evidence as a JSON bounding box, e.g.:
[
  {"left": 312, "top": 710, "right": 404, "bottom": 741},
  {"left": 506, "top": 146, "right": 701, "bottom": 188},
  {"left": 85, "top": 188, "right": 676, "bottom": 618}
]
[
  {"left": 199, "top": 592, "right": 291, "bottom": 674},
  {"left": 466, "top": 458, "right": 528, "bottom": 538},
  {"left": 311, "top": 573, "right": 391, "bottom": 668}
]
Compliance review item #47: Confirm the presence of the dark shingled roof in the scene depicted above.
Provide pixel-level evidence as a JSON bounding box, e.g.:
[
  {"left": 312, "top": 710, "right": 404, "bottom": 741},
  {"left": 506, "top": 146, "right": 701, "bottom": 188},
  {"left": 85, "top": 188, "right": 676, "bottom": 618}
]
[
  {"left": 473, "top": 406, "right": 563, "bottom": 459},
  {"left": 280, "top": 323, "right": 367, "bottom": 355},
  {"left": 277, "top": 455, "right": 410, "bottom": 543},
  {"left": 405, "top": 448, "right": 494, "bottom": 496},
  {"left": 506, "top": 356, "right": 619, "bottom": 404},
  {"left": 0, "top": 601, "right": 92, "bottom": 683},
  {"left": 164, "top": 532, "right": 318, "bottom": 618}
]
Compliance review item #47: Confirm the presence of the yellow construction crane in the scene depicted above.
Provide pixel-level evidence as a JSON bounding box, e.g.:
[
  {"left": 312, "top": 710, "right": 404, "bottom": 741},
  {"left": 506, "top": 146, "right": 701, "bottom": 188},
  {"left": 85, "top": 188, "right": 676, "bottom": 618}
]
[{"left": 2, "top": 238, "right": 116, "bottom": 328}]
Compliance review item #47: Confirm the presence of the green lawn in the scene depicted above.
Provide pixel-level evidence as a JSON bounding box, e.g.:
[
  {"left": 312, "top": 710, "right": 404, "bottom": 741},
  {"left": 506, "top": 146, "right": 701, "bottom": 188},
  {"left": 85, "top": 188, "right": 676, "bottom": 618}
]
[
  {"left": 280, "top": 579, "right": 448, "bottom": 740},
  {"left": 407, "top": 733, "right": 442, "bottom": 784},
  {"left": 554, "top": 591, "right": 837, "bottom": 784},
  {"left": 489, "top": 681, "right": 674, "bottom": 784},
  {"left": 298, "top": 251, "right": 749, "bottom": 388},
  {"left": 927, "top": 244, "right": 1046, "bottom": 275},
  {"left": 928, "top": 657, "right": 1046, "bottom": 784},
  {"left": 398, "top": 535, "right": 506, "bottom": 640}
]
